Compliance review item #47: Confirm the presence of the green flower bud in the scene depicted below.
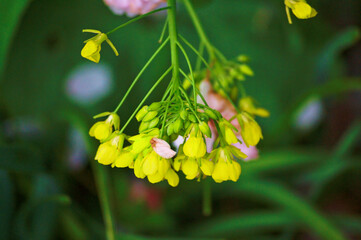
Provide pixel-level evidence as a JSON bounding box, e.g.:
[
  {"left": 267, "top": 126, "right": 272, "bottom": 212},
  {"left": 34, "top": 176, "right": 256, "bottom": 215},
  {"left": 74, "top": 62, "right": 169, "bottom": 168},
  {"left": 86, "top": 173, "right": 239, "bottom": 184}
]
[
  {"left": 149, "top": 102, "right": 162, "bottom": 111},
  {"left": 205, "top": 109, "right": 218, "bottom": 120},
  {"left": 139, "top": 121, "right": 149, "bottom": 133},
  {"left": 173, "top": 118, "right": 183, "bottom": 134},
  {"left": 184, "top": 120, "right": 191, "bottom": 130},
  {"left": 136, "top": 106, "right": 148, "bottom": 122},
  {"left": 188, "top": 114, "right": 197, "bottom": 123},
  {"left": 199, "top": 122, "right": 212, "bottom": 138},
  {"left": 148, "top": 117, "right": 159, "bottom": 129},
  {"left": 200, "top": 113, "right": 209, "bottom": 122},
  {"left": 142, "top": 111, "right": 158, "bottom": 122},
  {"left": 167, "top": 123, "right": 174, "bottom": 136},
  {"left": 180, "top": 110, "right": 188, "bottom": 120}
]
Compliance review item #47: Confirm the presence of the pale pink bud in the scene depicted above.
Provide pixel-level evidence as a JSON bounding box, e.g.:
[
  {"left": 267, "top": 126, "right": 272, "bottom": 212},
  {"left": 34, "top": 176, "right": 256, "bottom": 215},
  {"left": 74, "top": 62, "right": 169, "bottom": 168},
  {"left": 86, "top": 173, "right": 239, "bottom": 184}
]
[
  {"left": 150, "top": 138, "right": 176, "bottom": 159},
  {"left": 104, "top": 0, "right": 166, "bottom": 16}
]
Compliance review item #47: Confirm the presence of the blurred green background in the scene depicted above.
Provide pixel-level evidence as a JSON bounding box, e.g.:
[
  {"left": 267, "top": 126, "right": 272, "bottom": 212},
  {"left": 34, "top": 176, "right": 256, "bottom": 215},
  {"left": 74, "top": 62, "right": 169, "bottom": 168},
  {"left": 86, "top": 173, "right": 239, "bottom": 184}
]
[{"left": 1, "top": 0, "right": 361, "bottom": 239}]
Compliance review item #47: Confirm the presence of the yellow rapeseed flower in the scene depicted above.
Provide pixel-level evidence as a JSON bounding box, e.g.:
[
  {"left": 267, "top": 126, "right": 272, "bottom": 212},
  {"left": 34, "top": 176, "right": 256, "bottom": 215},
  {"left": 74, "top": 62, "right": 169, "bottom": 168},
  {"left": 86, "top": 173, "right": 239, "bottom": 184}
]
[
  {"left": 236, "top": 113, "right": 263, "bottom": 147},
  {"left": 210, "top": 148, "right": 242, "bottom": 183},
  {"left": 239, "top": 97, "right": 270, "bottom": 118},
  {"left": 81, "top": 29, "right": 119, "bottom": 63},
  {"left": 284, "top": 0, "right": 317, "bottom": 24},
  {"left": 95, "top": 134, "right": 124, "bottom": 165},
  {"left": 89, "top": 112, "right": 120, "bottom": 141}
]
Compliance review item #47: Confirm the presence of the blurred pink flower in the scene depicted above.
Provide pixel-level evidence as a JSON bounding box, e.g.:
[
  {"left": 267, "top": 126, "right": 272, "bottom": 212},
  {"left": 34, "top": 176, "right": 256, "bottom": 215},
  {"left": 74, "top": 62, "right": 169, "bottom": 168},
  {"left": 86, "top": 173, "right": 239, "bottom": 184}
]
[
  {"left": 130, "top": 180, "right": 162, "bottom": 210},
  {"left": 200, "top": 80, "right": 259, "bottom": 161},
  {"left": 104, "top": 0, "right": 166, "bottom": 16}
]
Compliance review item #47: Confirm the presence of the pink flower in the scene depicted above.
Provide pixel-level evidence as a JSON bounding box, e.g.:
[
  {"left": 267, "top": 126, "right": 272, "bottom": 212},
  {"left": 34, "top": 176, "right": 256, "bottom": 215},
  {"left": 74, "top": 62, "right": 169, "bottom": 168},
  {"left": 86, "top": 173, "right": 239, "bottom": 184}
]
[
  {"left": 104, "top": 0, "right": 167, "bottom": 16},
  {"left": 200, "top": 80, "right": 259, "bottom": 161},
  {"left": 150, "top": 137, "right": 176, "bottom": 159}
]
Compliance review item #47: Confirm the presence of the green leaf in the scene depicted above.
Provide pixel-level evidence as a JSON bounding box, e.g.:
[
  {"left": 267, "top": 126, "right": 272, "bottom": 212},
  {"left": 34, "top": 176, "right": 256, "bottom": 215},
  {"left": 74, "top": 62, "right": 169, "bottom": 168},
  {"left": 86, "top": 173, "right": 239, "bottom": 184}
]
[
  {"left": 0, "top": 0, "right": 30, "bottom": 78},
  {"left": 232, "top": 180, "right": 346, "bottom": 240},
  {"left": 187, "top": 211, "right": 294, "bottom": 237}
]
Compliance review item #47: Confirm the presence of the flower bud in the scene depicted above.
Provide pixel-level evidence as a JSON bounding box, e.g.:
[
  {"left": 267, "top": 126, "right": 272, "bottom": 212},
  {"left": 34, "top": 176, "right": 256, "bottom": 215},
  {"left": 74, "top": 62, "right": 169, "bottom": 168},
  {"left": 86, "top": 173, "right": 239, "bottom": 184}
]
[
  {"left": 173, "top": 118, "right": 183, "bottom": 134},
  {"left": 136, "top": 106, "right": 149, "bottom": 121},
  {"left": 167, "top": 123, "right": 174, "bottom": 136},
  {"left": 139, "top": 121, "right": 149, "bottom": 133},
  {"left": 148, "top": 117, "right": 159, "bottom": 129},
  {"left": 199, "top": 122, "right": 212, "bottom": 138},
  {"left": 205, "top": 109, "right": 218, "bottom": 120},
  {"left": 188, "top": 114, "right": 197, "bottom": 123},
  {"left": 142, "top": 111, "right": 158, "bottom": 122},
  {"left": 149, "top": 102, "right": 162, "bottom": 111},
  {"left": 180, "top": 110, "right": 188, "bottom": 120}
]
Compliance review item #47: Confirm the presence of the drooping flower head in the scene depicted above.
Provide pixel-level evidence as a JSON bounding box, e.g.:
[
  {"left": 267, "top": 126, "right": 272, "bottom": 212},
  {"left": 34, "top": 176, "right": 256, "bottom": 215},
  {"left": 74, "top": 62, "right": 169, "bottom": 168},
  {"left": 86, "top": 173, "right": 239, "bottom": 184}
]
[
  {"left": 236, "top": 112, "right": 263, "bottom": 147},
  {"left": 284, "top": 0, "right": 317, "bottom": 24},
  {"left": 89, "top": 112, "right": 120, "bottom": 141},
  {"left": 81, "top": 29, "right": 119, "bottom": 63}
]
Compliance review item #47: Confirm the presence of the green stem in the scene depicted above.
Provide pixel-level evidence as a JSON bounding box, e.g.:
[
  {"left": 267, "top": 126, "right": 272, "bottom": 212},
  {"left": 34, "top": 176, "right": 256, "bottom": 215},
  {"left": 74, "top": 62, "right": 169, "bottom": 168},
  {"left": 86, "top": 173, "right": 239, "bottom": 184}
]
[
  {"left": 106, "top": 7, "right": 171, "bottom": 35},
  {"left": 182, "top": 0, "right": 214, "bottom": 59},
  {"left": 202, "top": 179, "right": 212, "bottom": 216},
  {"left": 177, "top": 42, "right": 197, "bottom": 107},
  {"left": 167, "top": 0, "right": 180, "bottom": 93},
  {"left": 119, "top": 66, "right": 173, "bottom": 133},
  {"left": 158, "top": 16, "right": 169, "bottom": 43},
  {"left": 90, "top": 162, "right": 115, "bottom": 240},
  {"left": 179, "top": 69, "right": 208, "bottom": 107},
  {"left": 179, "top": 86, "right": 201, "bottom": 122},
  {"left": 114, "top": 38, "right": 169, "bottom": 112}
]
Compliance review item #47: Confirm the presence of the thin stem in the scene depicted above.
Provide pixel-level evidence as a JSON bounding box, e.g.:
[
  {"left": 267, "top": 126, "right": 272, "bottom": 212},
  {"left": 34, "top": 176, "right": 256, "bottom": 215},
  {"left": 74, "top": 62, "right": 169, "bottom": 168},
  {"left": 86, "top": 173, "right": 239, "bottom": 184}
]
[
  {"left": 203, "top": 179, "right": 212, "bottom": 216},
  {"left": 179, "top": 34, "right": 210, "bottom": 68},
  {"left": 167, "top": 0, "right": 180, "bottom": 92},
  {"left": 182, "top": 0, "right": 214, "bottom": 59},
  {"left": 114, "top": 37, "right": 169, "bottom": 112},
  {"left": 179, "top": 86, "right": 201, "bottom": 122},
  {"left": 158, "top": 16, "right": 169, "bottom": 43},
  {"left": 177, "top": 42, "right": 197, "bottom": 107},
  {"left": 119, "top": 66, "right": 173, "bottom": 133},
  {"left": 106, "top": 7, "right": 171, "bottom": 35},
  {"left": 195, "top": 42, "right": 205, "bottom": 71},
  {"left": 179, "top": 69, "right": 208, "bottom": 107},
  {"left": 90, "top": 162, "right": 115, "bottom": 240}
]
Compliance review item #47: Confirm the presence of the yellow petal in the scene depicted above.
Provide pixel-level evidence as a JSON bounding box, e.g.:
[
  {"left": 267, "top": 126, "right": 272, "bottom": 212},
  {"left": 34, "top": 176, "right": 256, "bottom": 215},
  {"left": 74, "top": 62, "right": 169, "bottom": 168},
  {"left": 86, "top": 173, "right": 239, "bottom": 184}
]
[
  {"left": 200, "top": 158, "right": 214, "bottom": 176},
  {"left": 292, "top": 2, "right": 317, "bottom": 19},
  {"left": 165, "top": 169, "right": 179, "bottom": 187},
  {"left": 148, "top": 172, "right": 163, "bottom": 183},
  {"left": 113, "top": 151, "right": 134, "bottom": 168},
  {"left": 142, "top": 152, "right": 159, "bottom": 175},
  {"left": 212, "top": 161, "right": 229, "bottom": 183},
  {"left": 182, "top": 158, "right": 199, "bottom": 179}
]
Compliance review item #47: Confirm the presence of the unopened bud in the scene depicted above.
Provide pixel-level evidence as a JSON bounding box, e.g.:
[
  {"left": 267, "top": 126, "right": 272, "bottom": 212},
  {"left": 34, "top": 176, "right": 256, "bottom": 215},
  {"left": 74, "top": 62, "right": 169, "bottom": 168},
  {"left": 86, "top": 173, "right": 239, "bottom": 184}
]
[{"left": 136, "top": 106, "right": 148, "bottom": 122}]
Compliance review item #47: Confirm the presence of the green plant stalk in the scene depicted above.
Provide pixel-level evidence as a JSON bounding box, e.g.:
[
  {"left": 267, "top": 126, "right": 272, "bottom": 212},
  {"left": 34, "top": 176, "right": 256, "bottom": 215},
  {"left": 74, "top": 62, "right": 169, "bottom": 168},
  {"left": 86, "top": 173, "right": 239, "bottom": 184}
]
[
  {"left": 107, "top": 7, "right": 171, "bottom": 35},
  {"left": 114, "top": 37, "right": 169, "bottom": 112},
  {"left": 90, "top": 162, "right": 115, "bottom": 240},
  {"left": 167, "top": 0, "right": 180, "bottom": 92},
  {"left": 119, "top": 66, "right": 173, "bottom": 133},
  {"left": 202, "top": 179, "right": 212, "bottom": 216},
  {"left": 182, "top": 0, "right": 214, "bottom": 59}
]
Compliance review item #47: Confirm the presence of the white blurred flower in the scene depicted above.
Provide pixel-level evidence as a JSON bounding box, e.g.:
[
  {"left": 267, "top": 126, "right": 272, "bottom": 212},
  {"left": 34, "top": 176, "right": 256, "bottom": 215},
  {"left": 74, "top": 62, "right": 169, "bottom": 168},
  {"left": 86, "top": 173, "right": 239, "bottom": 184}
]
[
  {"left": 67, "top": 127, "right": 87, "bottom": 171},
  {"left": 66, "top": 64, "right": 113, "bottom": 105},
  {"left": 294, "top": 96, "right": 324, "bottom": 132},
  {"left": 104, "top": 0, "right": 167, "bottom": 16}
]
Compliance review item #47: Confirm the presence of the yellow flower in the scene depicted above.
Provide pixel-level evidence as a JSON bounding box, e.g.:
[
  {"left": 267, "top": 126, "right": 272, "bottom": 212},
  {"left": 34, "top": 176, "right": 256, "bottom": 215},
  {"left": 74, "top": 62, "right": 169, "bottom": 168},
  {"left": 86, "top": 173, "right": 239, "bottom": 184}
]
[
  {"left": 219, "top": 119, "right": 238, "bottom": 145},
  {"left": 174, "top": 146, "right": 214, "bottom": 180},
  {"left": 89, "top": 112, "right": 120, "bottom": 141},
  {"left": 284, "top": 0, "right": 317, "bottom": 24},
  {"left": 95, "top": 135, "right": 124, "bottom": 165},
  {"left": 134, "top": 150, "right": 179, "bottom": 187},
  {"left": 210, "top": 148, "right": 242, "bottom": 183},
  {"left": 236, "top": 113, "right": 263, "bottom": 147},
  {"left": 183, "top": 127, "right": 207, "bottom": 159},
  {"left": 239, "top": 97, "right": 270, "bottom": 118},
  {"left": 129, "top": 128, "right": 160, "bottom": 154},
  {"left": 81, "top": 29, "right": 119, "bottom": 63},
  {"left": 112, "top": 148, "right": 135, "bottom": 168}
]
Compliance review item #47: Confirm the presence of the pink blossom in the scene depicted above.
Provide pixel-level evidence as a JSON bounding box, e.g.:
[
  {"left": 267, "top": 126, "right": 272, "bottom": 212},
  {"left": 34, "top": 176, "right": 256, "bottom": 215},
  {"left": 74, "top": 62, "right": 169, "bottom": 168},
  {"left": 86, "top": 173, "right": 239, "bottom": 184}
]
[
  {"left": 104, "top": 0, "right": 166, "bottom": 16},
  {"left": 200, "top": 80, "right": 259, "bottom": 161},
  {"left": 150, "top": 137, "right": 176, "bottom": 159}
]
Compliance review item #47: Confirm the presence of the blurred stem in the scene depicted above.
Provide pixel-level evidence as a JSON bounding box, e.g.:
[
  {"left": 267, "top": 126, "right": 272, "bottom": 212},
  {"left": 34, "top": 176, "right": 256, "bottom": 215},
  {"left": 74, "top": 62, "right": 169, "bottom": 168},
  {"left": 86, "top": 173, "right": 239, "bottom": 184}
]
[
  {"left": 182, "top": 0, "right": 215, "bottom": 59},
  {"left": 114, "top": 37, "right": 169, "bottom": 113},
  {"left": 202, "top": 179, "right": 212, "bottom": 216},
  {"left": 90, "top": 162, "right": 115, "bottom": 240},
  {"left": 167, "top": 0, "right": 180, "bottom": 93},
  {"left": 119, "top": 66, "right": 173, "bottom": 133},
  {"left": 106, "top": 7, "right": 170, "bottom": 35}
]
